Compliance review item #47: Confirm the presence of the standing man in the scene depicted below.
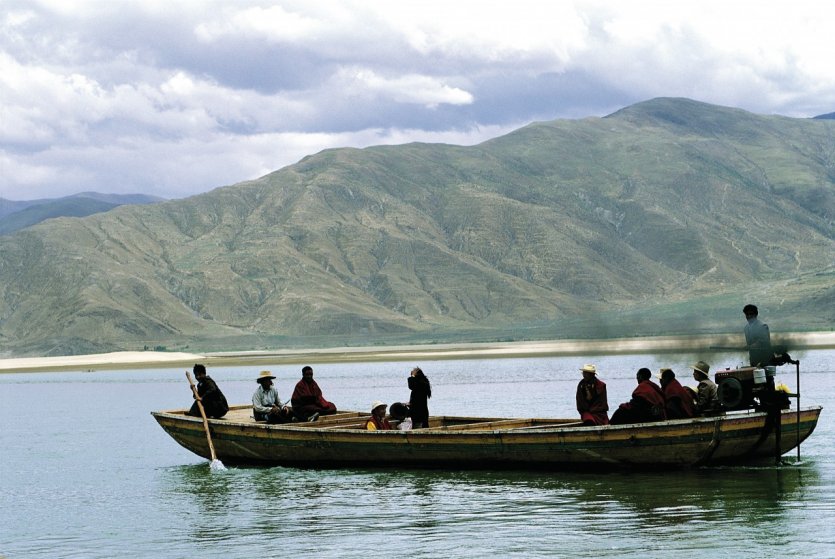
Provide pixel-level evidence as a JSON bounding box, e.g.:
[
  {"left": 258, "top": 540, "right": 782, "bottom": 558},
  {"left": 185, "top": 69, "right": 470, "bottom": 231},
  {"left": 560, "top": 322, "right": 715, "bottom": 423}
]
[
  {"left": 187, "top": 364, "right": 229, "bottom": 419},
  {"left": 743, "top": 304, "right": 773, "bottom": 367},
  {"left": 291, "top": 366, "right": 337, "bottom": 421},
  {"left": 575, "top": 364, "right": 609, "bottom": 425},
  {"left": 252, "top": 370, "right": 294, "bottom": 423}
]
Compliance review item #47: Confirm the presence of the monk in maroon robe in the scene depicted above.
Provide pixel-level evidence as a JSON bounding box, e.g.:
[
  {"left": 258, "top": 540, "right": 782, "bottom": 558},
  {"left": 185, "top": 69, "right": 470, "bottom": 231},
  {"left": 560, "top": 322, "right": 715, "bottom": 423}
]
[
  {"left": 610, "top": 368, "right": 667, "bottom": 425},
  {"left": 576, "top": 364, "right": 609, "bottom": 425},
  {"left": 291, "top": 365, "right": 337, "bottom": 420},
  {"left": 659, "top": 368, "right": 696, "bottom": 419}
]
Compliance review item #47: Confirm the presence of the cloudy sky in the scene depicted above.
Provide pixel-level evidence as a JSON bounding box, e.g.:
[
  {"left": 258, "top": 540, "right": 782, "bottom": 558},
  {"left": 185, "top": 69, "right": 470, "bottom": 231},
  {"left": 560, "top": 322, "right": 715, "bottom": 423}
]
[{"left": 2, "top": 0, "right": 834, "bottom": 201}]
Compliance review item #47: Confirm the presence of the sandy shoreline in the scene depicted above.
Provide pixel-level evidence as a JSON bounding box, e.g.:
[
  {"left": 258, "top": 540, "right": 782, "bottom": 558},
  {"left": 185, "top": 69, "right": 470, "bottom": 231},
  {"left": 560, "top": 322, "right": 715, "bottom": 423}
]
[{"left": 1, "top": 331, "right": 834, "bottom": 373}]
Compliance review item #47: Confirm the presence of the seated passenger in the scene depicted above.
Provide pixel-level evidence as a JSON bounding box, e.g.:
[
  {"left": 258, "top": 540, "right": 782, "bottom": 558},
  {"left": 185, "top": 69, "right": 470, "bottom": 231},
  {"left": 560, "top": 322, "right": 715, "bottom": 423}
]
[
  {"left": 291, "top": 365, "right": 337, "bottom": 421},
  {"left": 366, "top": 401, "right": 392, "bottom": 431},
  {"left": 252, "top": 370, "right": 293, "bottom": 424},
  {"left": 575, "top": 364, "right": 609, "bottom": 425},
  {"left": 658, "top": 368, "right": 695, "bottom": 419},
  {"left": 187, "top": 364, "right": 229, "bottom": 419},
  {"left": 388, "top": 402, "right": 412, "bottom": 431},
  {"left": 610, "top": 368, "right": 667, "bottom": 425},
  {"left": 692, "top": 361, "right": 719, "bottom": 415}
]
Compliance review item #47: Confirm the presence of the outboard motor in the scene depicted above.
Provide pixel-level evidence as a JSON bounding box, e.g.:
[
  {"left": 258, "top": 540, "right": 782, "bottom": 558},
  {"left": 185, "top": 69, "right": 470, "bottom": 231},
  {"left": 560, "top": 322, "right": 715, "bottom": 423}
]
[{"left": 716, "top": 366, "right": 789, "bottom": 411}]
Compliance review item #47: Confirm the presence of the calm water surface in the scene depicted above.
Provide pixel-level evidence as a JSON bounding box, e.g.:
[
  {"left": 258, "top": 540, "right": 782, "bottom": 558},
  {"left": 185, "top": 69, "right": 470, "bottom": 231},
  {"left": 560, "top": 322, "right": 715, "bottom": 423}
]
[{"left": 2, "top": 351, "right": 834, "bottom": 558}]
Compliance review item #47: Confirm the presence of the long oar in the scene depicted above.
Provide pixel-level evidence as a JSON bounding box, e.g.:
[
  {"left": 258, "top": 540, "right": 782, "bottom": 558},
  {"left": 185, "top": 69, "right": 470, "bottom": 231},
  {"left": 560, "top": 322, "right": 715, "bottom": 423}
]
[{"left": 186, "top": 371, "right": 226, "bottom": 471}]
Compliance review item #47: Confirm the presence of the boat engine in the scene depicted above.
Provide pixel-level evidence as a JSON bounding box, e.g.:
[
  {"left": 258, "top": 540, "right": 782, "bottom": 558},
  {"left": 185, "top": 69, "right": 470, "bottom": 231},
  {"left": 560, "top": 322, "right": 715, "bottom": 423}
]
[{"left": 715, "top": 366, "right": 789, "bottom": 411}]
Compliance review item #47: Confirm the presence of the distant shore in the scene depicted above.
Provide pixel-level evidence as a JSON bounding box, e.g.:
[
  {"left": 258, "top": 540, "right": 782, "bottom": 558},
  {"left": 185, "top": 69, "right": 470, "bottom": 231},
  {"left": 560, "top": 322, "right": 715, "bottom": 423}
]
[{"left": 1, "top": 331, "right": 833, "bottom": 374}]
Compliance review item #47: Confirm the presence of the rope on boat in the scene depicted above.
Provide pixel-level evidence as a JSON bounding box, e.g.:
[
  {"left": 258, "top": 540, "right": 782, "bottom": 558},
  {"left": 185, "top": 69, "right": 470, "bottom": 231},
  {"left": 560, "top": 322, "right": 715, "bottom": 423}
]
[{"left": 694, "top": 418, "right": 724, "bottom": 466}]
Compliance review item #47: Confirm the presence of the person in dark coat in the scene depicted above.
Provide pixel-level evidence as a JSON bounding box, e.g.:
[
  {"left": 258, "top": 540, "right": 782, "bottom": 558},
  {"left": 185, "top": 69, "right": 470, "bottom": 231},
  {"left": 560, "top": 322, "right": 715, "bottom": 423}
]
[
  {"left": 610, "top": 368, "right": 667, "bottom": 425},
  {"left": 658, "top": 368, "right": 695, "bottom": 419},
  {"left": 291, "top": 365, "right": 337, "bottom": 421},
  {"left": 408, "top": 367, "right": 432, "bottom": 429},
  {"left": 576, "top": 364, "right": 609, "bottom": 425},
  {"left": 187, "top": 364, "right": 229, "bottom": 419}
]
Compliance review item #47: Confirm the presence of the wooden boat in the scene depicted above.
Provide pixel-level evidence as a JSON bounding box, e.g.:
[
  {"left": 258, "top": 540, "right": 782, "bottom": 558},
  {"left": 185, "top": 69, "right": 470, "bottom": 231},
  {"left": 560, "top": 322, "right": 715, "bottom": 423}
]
[{"left": 151, "top": 404, "right": 822, "bottom": 469}]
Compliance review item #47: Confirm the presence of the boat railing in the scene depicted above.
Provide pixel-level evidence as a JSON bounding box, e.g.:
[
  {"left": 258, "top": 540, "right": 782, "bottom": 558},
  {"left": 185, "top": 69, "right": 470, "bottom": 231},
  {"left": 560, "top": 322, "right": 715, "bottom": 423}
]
[
  {"left": 507, "top": 421, "right": 585, "bottom": 431},
  {"left": 424, "top": 417, "right": 578, "bottom": 432}
]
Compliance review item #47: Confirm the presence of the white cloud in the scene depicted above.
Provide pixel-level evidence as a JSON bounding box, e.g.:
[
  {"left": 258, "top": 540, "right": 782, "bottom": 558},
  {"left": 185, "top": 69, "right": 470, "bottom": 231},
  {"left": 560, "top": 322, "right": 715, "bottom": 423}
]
[
  {"left": 366, "top": 0, "right": 588, "bottom": 68},
  {"left": 2, "top": 0, "right": 835, "bottom": 201},
  {"left": 576, "top": 1, "right": 835, "bottom": 115},
  {"left": 332, "top": 67, "right": 473, "bottom": 107},
  {"left": 194, "top": 4, "right": 323, "bottom": 43}
]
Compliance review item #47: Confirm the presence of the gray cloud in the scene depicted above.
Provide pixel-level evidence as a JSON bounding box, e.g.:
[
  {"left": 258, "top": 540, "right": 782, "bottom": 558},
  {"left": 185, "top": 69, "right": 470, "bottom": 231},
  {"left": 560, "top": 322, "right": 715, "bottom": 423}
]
[{"left": 2, "top": 0, "right": 834, "bottom": 201}]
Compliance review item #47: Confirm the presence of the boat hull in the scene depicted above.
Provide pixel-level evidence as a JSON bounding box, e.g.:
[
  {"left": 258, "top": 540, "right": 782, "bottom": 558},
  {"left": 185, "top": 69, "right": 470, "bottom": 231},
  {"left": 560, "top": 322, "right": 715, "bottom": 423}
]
[{"left": 151, "top": 406, "right": 821, "bottom": 469}]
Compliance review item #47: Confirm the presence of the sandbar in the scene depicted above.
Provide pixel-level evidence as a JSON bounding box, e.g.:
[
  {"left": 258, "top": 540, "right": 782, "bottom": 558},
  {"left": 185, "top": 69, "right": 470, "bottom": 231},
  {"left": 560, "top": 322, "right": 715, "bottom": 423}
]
[{"left": 1, "top": 332, "right": 833, "bottom": 374}]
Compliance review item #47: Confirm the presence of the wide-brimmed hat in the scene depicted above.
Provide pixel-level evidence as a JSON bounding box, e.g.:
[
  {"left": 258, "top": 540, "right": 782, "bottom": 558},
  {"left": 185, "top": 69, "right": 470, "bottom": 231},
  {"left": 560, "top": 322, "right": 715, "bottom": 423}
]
[
  {"left": 371, "top": 400, "right": 387, "bottom": 412},
  {"left": 257, "top": 370, "right": 276, "bottom": 382},
  {"left": 580, "top": 364, "right": 596, "bottom": 374},
  {"left": 692, "top": 361, "right": 710, "bottom": 377}
]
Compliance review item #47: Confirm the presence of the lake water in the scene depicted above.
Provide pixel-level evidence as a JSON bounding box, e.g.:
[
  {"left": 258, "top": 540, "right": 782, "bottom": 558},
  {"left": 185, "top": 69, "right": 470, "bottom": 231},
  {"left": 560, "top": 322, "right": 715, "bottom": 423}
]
[{"left": 2, "top": 350, "right": 834, "bottom": 558}]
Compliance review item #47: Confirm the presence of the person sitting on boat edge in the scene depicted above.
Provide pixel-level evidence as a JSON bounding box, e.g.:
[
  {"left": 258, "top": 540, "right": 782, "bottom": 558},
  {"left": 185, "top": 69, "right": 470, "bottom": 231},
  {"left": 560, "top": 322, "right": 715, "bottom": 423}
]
[
  {"left": 252, "top": 370, "right": 294, "bottom": 424},
  {"left": 291, "top": 365, "right": 337, "bottom": 422},
  {"left": 187, "top": 364, "right": 229, "bottom": 419},
  {"left": 366, "top": 401, "right": 393, "bottom": 431},
  {"left": 692, "top": 361, "right": 719, "bottom": 415},
  {"left": 658, "top": 368, "right": 695, "bottom": 419},
  {"left": 407, "top": 366, "right": 432, "bottom": 429},
  {"left": 575, "top": 364, "right": 609, "bottom": 426},
  {"left": 388, "top": 402, "right": 412, "bottom": 431},
  {"left": 610, "top": 368, "right": 667, "bottom": 425}
]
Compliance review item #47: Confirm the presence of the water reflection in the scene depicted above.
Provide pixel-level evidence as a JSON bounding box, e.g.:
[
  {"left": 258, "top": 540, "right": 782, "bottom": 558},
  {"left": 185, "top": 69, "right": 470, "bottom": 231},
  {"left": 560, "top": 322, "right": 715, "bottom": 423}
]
[
  {"left": 165, "top": 464, "right": 237, "bottom": 513},
  {"left": 161, "top": 460, "right": 821, "bottom": 553}
]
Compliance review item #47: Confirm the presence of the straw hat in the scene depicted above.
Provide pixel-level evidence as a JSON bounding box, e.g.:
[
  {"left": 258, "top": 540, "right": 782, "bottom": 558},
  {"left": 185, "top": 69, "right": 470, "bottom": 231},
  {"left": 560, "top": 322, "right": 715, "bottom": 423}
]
[
  {"left": 692, "top": 361, "right": 711, "bottom": 377},
  {"left": 257, "top": 370, "right": 276, "bottom": 382},
  {"left": 371, "top": 400, "right": 387, "bottom": 412},
  {"left": 580, "top": 364, "right": 597, "bottom": 374}
]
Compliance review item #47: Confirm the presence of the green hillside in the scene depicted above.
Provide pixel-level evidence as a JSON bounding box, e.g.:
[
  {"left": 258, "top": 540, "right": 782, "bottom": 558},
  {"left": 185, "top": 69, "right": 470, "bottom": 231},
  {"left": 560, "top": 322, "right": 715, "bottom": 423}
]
[{"left": 0, "top": 98, "right": 832, "bottom": 356}]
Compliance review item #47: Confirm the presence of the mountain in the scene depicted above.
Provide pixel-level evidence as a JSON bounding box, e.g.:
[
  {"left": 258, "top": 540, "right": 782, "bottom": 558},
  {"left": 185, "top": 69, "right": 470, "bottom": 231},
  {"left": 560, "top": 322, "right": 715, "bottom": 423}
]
[
  {"left": 0, "top": 193, "right": 164, "bottom": 235},
  {"left": 0, "top": 98, "right": 833, "bottom": 356}
]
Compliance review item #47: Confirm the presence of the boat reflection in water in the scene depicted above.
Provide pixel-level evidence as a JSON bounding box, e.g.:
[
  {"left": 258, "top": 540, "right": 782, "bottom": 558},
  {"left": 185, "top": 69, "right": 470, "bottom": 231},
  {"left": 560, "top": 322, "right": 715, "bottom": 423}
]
[{"left": 161, "top": 447, "right": 821, "bottom": 556}]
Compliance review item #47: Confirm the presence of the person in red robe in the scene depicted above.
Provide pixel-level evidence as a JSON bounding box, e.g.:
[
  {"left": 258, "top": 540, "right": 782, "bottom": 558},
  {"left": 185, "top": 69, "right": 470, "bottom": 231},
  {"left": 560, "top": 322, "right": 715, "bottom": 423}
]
[
  {"left": 658, "top": 368, "right": 696, "bottom": 419},
  {"left": 610, "top": 368, "right": 667, "bottom": 425},
  {"left": 291, "top": 365, "right": 337, "bottom": 421},
  {"left": 365, "top": 401, "right": 393, "bottom": 431},
  {"left": 576, "top": 364, "right": 609, "bottom": 425}
]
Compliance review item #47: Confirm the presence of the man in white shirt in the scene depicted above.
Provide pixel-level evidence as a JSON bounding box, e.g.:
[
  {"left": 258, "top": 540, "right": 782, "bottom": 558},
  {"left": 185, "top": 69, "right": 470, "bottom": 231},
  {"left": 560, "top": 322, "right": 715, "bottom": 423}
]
[{"left": 252, "top": 370, "right": 293, "bottom": 423}]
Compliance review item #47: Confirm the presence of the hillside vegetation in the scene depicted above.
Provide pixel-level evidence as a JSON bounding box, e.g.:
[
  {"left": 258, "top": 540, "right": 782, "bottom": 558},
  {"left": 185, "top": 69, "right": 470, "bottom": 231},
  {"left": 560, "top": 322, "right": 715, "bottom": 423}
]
[{"left": 0, "top": 98, "right": 833, "bottom": 356}]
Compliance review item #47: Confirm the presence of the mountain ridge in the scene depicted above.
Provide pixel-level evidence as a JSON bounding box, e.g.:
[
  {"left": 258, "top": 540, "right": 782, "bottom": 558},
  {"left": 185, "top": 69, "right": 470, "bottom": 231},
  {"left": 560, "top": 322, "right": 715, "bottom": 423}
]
[
  {"left": 0, "top": 98, "right": 832, "bottom": 356},
  {"left": 0, "top": 192, "right": 164, "bottom": 235}
]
